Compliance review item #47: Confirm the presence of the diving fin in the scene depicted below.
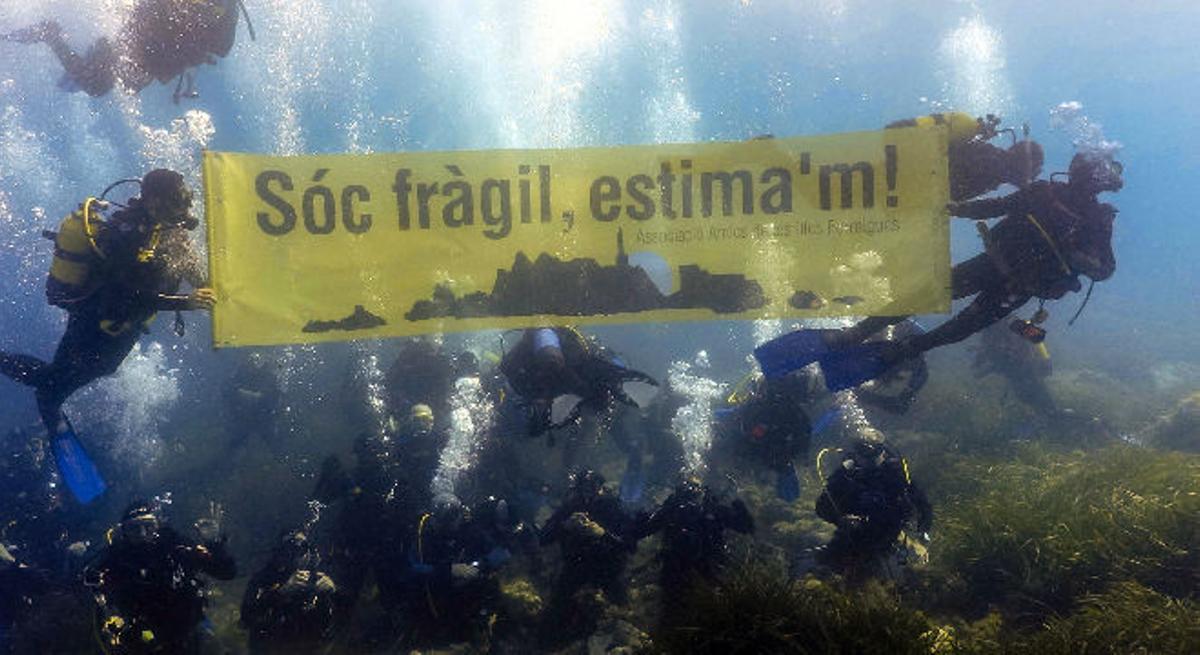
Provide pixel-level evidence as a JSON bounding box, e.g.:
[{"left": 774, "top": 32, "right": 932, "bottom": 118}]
[
  {"left": 50, "top": 420, "right": 107, "bottom": 504},
  {"left": 753, "top": 329, "right": 831, "bottom": 378},
  {"left": 620, "top": 456, "right": 644, "bottom": 504},
  {"left": 775, "top": 463, "right": 801, "bottom": 502},
  {"left": 811, "top": 406, "right": 841, "bottom": 437},
  {"left": 818, "top": 342, "right": 892, "bottom": 392}
]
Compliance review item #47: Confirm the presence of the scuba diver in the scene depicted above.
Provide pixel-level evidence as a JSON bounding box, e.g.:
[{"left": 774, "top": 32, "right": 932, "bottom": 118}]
[
  {"left": 756, "top": 150, "right": 1121, "bottom": 391},
  {"left": 622, "top": 383, "right": 689, "bottom": 500},
  {"left": 0, "top": 169, "right": 214, "bottom": 504},
  {"left": 972, "top": 320, "right": 1059, "bottom": 416},
  {"left": 886, "top": 112, "right": 1044, "bottom": 202},
  {"left": 500, "top": 327, "right": 658, "bottom": 438},
  {"left": 309, "top": 413, "right": 442, "bottom": 631},
  {"left": 0, "top": 425, "right": 73, "bottom": 568},
  {"left": 223, "top": 351, "right": 282, "bottom": 449},
  {"left": 241, "top": 529, "right": 341, "bottom": 655},
  {"left": 538, "top": 469, "right": 640, "bottom": 645},
  {"left": 396, "top": 496, "right": 508, "bottom": 649},
  {"left": 634, "top": 479, "right": 754, "bottom": 625},
  {"left": 852, "top": 319, "right": 931, "bottom": 416},
  {"left": 3, "top": 0, "right": 250, "bottom": 102},
  {"left": 714, "top": 370, "right": 814, "bottom": 501},
  {"left": 385, "top": 338, "right": 479, "bottom": 428},
  {"left": 813, "top": 439, "right": 932, "bottom": 578},
  {"left": 499, "top": 327, "right": 657, "bottom": 497},
  {"left": 85, "top": 500, "right": 236, "bottom": 655},
  {"left": 388, "top": 403, "right": 448, "bottom": 511}
]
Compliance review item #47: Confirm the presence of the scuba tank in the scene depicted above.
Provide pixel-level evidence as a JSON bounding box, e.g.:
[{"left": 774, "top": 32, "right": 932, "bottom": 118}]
[
  {"left": 42, "top": 178, "right": 160, "bottom": 309},
  {"left": 885, "top": 112, "right": 990, "bottom": 144},
  {"left": 44, "top": 197, "right": 109, "bottom": 307}
]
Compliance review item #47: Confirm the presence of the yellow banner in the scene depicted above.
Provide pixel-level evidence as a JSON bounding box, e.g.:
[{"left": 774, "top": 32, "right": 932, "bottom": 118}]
[{"left": 204, "top": 127, "right": 949, "bottom": 347}]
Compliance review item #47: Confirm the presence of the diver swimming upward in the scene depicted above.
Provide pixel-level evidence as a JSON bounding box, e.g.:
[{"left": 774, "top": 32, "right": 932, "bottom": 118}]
[{"left": 0, "top": 170, "right": 214, "bottom": 503}]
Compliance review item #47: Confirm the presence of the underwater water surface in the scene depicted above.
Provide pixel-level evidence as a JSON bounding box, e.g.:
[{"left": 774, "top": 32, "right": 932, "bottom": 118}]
[{"left": 1, "top": 1, "right": 1198, "bottom": 653}]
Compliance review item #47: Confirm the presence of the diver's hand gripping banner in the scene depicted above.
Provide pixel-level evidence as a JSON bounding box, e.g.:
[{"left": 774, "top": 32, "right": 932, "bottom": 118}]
[{"left": 204, "top": 127, "right": 949, "bottom": 347}]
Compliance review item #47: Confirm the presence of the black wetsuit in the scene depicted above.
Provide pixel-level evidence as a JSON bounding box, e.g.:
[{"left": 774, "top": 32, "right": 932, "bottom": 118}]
[
  {"left": 385, "top": 340, "right": 459, "bottom": 421},
  {"left": 240, "top": 534, "right": 340, "bottom": 655},
  {"left": 816, "top": 446, "right": 932, "bottom": 571},
  {"left": 0, "top": 203, "right": 196, "bottom": 436},
  {"left": 397, "top": 510, "right": 503, "bottom": 646},
  {"left": 721, "top": 375, "right": 812, "bottom": 475},
  {"left": 837, "top": 180, "right": 1115, "bottom": 358},
  {"left": 540, "top": 489, "right": 638, "bottom": 605},
  {"left": 223, "top": 359, "right": 281, "bottom": 446},
  {"left": 500, "top": 327, "right": 655, "bottom": 436},
  {"left": 86, "top": 526, "right": 236, "bottom": 654},
  {"left": 635, "top": 486, "right": 754, "bottom": 605},
  {"left": 130, "top": 0, "right": 240, "bottom": 85},
  {"left": 38, "top": 0, "right": 240, "bottom": 96}
]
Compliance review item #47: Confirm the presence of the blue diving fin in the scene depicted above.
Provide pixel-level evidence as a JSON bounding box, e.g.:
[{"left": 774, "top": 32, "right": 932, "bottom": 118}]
[
  {"left": 620, "top": 457, "right": 645, "bottom": 505},
  {"left": 50, "top": 421, "right": 107, "bottom": 504},
  {"left": 811, "top": 406, "right": 841, "bottom": 437},
  {"left": 819, "top": 342, "right": 891, "bottom": 392},
  {"left": 753, "top": 329, "right": 831, "bottom": 378},
  {"left": 775, "top": 463, "right": 801, "bottom": 502}
]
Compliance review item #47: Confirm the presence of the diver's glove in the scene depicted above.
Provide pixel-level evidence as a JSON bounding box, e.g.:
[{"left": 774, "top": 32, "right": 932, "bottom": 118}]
[
  {"left": 314, "top": 572, "right": 337, "bottom": 593},
  {"left": 195, "top": 501, "right": 225, "bottom": 544},
  {"left": 187, "top": 288, "right": 217, "bottom": 311}
]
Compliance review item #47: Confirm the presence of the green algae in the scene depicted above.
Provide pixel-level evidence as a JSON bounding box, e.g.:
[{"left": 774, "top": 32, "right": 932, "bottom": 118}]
[
  {"left": 926, "top": 445, "right": 1200, "bottom": 621},
  {"left": 650, "top": 559, "right": 936, "bottom": 655},
  {"left": 1008, "top": 581, "right": 1200, "bottom": 655}
]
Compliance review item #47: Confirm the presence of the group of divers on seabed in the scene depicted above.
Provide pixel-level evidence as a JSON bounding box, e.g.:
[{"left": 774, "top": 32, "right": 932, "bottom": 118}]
[{"left": 0, "top": 4, "right": 1127, "bottom": 655}]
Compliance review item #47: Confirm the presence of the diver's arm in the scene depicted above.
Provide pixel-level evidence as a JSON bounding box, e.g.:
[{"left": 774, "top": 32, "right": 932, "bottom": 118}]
[
  {"left": 155, "top": 287, "right": 216, "bottom": 311},
  {"left": 904, "top": 290, "right": 1029, "bottom": 355},
  {"left": 947, "top": 195, "right": 1014, "bottom": 219},
  {"left": 1068, "top": 213, "right": 1116, "bottom": 282},
  {"left": 192, "top": 539, "right": 237, "bottom": 580}
]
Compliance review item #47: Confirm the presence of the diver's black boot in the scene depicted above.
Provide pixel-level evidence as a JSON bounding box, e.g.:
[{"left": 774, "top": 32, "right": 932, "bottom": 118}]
[{"left": 0, "top": 351, "right": 47, "bottom": 386}]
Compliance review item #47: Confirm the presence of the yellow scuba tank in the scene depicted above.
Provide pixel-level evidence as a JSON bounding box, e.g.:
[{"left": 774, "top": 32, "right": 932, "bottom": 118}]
[
  {"left": 46, "top": 197, "right": 107, "bottom": 307},
  {"left": 887, "top": 112, "right": 982, "bottom": 144}
]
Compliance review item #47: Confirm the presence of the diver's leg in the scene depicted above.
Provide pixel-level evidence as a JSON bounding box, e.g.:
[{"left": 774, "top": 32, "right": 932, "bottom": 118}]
[
  {"left": 903, "top": 290, "right": 1030, "bottom": 356},
  {"left": 828, "top": 315, "right": 909, "bottom": 349},
  {"left": 950, "top": 254, "right": 998, "bottom": 300},
  {"left": 33, "top": 313, "right": 138, "bottom": 434},
  {"left": 829, "top": 255, "right": 998, "bottom": 352},
  {"left": 43, "top": 30, "right": 117, "bottom": 97}
]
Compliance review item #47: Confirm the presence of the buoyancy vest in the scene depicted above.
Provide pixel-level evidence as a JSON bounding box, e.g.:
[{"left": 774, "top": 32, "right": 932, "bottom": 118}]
[
  {"left": 976, "top": 182, "right": 1114, "bottom": 300},
  {"left": 45, "top": 198, "right": 107, "bottom": 307}
]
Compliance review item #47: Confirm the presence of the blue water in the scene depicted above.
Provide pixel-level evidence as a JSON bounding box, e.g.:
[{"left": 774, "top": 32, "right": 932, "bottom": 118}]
[{"left": 1, "top": 1, "right": 1198, "bottom": 652}]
